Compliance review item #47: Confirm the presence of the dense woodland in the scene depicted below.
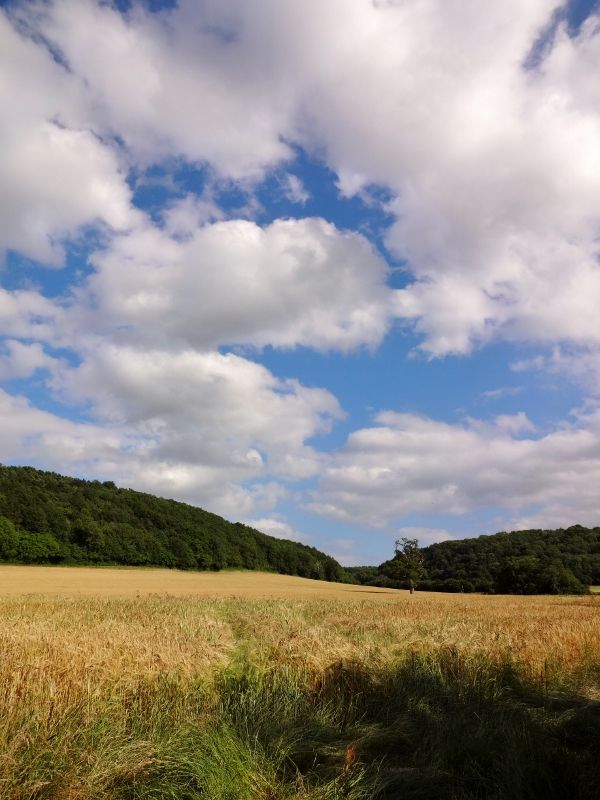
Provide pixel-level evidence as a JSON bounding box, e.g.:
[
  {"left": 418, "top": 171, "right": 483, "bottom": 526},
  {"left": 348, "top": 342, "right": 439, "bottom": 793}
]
[
  {"left": 0, "top": 466, "right": 348, "bottom": 581},
  {"left": 2, "top": 465, "right": 599, "bottom": 593},
  {"left": 350, "top": 526, "right": 600, "bottom": 594}
]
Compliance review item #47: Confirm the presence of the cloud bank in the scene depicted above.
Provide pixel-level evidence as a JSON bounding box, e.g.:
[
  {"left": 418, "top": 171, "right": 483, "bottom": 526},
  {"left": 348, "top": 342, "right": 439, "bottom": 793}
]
[{"left": 1, "top": 0, "right": 600, "bottom": 548}]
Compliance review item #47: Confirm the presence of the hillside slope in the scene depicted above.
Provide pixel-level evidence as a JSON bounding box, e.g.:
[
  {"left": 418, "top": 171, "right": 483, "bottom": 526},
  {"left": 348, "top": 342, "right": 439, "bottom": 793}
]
[
  {"left": 350, "top": 526, "right": 600, "bottom": 594},
  {"left": 0, "top": 465, "right": 348, "bottom": 581}
]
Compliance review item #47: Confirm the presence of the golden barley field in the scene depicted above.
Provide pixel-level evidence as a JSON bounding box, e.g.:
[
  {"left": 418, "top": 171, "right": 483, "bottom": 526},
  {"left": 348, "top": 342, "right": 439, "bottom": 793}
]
[
  {"left": 0, "top": 564, "right": 396, "bottom": 600},
  {"left": 0, "top": 567, "right": 597, "bottom": 685},
  {"left": 0, "top": 566, "right": 598, "bottom": 799},
  {"left": 2, "top": 565, "right": 598, "bottom": 688}
]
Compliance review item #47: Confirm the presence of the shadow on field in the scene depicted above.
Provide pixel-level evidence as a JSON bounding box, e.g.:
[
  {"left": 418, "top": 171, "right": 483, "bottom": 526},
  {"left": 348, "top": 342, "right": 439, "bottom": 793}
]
[
  {"left": 14, "top": 650, "right": 600, "bottom": 799},
  {"left": 211, "top": 650, "right": 600, "bottom": 800}
]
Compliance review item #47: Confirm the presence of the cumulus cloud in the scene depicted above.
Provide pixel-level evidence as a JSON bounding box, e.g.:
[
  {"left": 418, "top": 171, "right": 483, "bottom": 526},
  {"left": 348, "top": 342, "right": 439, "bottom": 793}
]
[
  {"left": 0, "top": 388, "right": 138, "bottom": 473},
  {"left": 312, "top": 408, "right": 600, "bottom": 528},
  {"left": 512, "top": 345, "right": 600, "bottom": 396},
  {"left": 0, "top": 389, "right": 260, "bottom": 515},
  {"left": 16, "top": 0, "right": 294, "bottom": 179},
  {"left": 14, "top": 344, "right": 340, "bottom": 513},
  {"left": 281, "top": 174, "right": 310, "bottom": 205},
  {"left": 55, "top": 345, "right": 342, "bottom": 475},
  {"left": 7, "top": 0, "right": 600, "bottom": 357},
  {"left": 0, "top": 344, "right": 342, "bottom": 514},
  {"left": 0, "top": 340, "right": 60, "bottom": 380},
  {"left": 0, "top": 288, "right": 62, "bottom": 342},
  {"left": 3, "top": 0, "right": 600, "bottom": 543},
  {"left": 81, "top": 215, "right": 394, "bottom": 351},
  {"left": 0, "top": 11, "right": 137, "bottom": 265},
  {"left": 162, "top": 193, "right": 225, "bottom": 234}
]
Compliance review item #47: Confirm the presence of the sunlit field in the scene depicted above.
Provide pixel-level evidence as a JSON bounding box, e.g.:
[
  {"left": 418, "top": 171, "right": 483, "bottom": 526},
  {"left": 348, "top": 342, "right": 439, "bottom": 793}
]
[
  {"left": 0, "top": 564, "right": 396, "bottom": 600},
  {"left": 0, "top": 567, "right": 599, "bottom": 799}
]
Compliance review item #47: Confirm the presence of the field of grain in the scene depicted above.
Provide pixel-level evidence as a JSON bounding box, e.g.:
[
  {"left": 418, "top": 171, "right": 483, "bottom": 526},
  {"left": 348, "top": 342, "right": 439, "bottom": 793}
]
[
  {"left": 0, "top": 566, "right": 598, "bottom": 799},
  {"left": 0, "top": 564, "right": 397, "bottom": 599}
]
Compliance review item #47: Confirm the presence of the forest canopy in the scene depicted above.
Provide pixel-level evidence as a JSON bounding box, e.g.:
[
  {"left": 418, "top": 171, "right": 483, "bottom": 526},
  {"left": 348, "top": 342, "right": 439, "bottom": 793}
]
[
  {"left": 0, "top": 465, "right": 348, "bottom": 582},
  {"left": 1, "top": 465, "right": 598, "bottom": 594},
  {"left": 349, "top": 526, "right": 600, "bottom": 595}
]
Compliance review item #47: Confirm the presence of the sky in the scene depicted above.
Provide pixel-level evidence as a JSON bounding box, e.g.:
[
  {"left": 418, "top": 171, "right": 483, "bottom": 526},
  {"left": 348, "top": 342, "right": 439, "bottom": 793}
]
[{"left": 1, "top": 0, "right": 600, "bottom": 566}]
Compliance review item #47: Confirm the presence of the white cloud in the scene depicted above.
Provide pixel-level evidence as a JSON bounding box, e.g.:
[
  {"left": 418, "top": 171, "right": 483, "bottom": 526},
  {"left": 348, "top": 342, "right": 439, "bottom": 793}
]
[
  {"left": 0, "top": 388, "right": 137, "bottom": 472},
  {"left": 512, "top": 345, "right": 600, "bottom": 396},
  {"left": 163, "top": 193, "right": 225, "bottom": 234},
  {"left": 0, "top": 288, "right": 62, "bottom": 342},
  {"left": 312, "top": 407, "right": 600, "bottom": 528},
  {"left": 3, "top": 0, "right": 600, "bottom": 544},
  {"left": 282, "top": 174, "right": 310, "bottom": 205},
  {"left": 0, "top": 340, "right": 59, "bottom": 380},
  {"left": 55, "top": 345, "right": 342, "bottom": 474},
  {"left": 81, "top": 215, "right": 394, "bottom": 352},
  {"left": 245, "top": 516, "right": 311, "bottom": 544},
  {"left": 274, "top": 0, "right": 600, "bottom": 357},
  {"left": 469, "top": 411, "right": 536, "bottom": 436},
  {"left": 0, "top": 388, "right": 259, "bottom": 516},
  {"left": 12, "top": 343, "right": 340, "bottom": 514},
  {"left": 479, "top": 386, "right": 523, "bottom": 402},
  {"left": 0, "top": 341, "right": 341, "bottom": 516},
  {"left": 0, "top": 11, "right": 137, "bottom": 265},
  {"left": 19, "top": 0, "right": 294, "bottom": 179},
  {"left": 8, "top": 0, "right": 600, "bottom": 358}
]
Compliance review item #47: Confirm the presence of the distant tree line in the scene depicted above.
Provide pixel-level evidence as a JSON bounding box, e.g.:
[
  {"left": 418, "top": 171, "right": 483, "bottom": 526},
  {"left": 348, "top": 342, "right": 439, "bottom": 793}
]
[
  {"left": 0, "top": 466, "right": 349, "bottom": 582},
  {"left": 348, "top": 526, "right": 600, "bottom": 594}
]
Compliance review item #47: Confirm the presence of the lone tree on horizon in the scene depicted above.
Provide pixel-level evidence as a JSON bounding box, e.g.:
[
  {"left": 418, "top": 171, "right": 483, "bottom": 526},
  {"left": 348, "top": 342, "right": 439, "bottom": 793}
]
[{"left": 385, "top": 537, "right": 427, "bottom": 594}]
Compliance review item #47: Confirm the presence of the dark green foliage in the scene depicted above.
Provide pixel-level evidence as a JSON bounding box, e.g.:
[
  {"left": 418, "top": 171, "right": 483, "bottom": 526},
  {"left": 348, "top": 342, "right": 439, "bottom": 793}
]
[
  {"left": 77, "top": 653, "right": 600, "bottom": 799},
  {"left": 0, "top": 515, "right": 19, "bottom": 560},
  {"left": 0, "top": 465, "right": 350, "bottom": 581},
  {"left": 350, "top": 524, "right": 600, "bottom": 594},
  {"left": 16, "top": 530, "right": 64, "bottom": 563},
  {"left": 381, "top": 537, "right": 427, "bottom": 591}
]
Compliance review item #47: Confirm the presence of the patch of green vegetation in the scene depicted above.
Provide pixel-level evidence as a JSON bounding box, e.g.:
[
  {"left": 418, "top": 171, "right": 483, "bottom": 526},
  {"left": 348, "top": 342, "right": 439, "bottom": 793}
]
[
  {"left": 0, "top": 465, "right": 348, "bottom": 582},
  {"left": 351, "top": 525, "right": 600, "bottom": 595},
  {"left": 4, "top": 651, "right": 599, "bottom": 799}
]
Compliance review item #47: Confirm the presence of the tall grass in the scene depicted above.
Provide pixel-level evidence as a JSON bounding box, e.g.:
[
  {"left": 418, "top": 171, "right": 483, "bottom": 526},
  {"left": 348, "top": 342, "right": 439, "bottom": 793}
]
[{"left": 0, "top": 591, "right": 598, "bottom": 798}]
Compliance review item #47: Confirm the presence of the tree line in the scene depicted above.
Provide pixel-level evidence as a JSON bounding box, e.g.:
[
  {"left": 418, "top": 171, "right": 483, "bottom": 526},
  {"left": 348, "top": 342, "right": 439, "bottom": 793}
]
[
  {"left": 2, "top": 464, "right": 598, "bottom": 593},
  {"left": 349, "top": 526, "right": 600, "bottom": 594},
  {"left": 0, "top": 465, "right": 349, "bottom": 582}
]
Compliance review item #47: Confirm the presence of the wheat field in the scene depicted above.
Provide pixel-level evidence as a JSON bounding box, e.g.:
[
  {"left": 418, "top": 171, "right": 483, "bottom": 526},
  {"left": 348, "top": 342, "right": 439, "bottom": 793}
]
[{"left": 0, "top": 566, "right": 598, "bottom": 798}]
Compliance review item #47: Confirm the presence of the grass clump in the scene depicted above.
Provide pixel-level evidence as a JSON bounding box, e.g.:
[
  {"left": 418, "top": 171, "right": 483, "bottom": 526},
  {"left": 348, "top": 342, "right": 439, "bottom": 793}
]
[{"left": 209, "top": 652, "right": 600, "bottom": 799}]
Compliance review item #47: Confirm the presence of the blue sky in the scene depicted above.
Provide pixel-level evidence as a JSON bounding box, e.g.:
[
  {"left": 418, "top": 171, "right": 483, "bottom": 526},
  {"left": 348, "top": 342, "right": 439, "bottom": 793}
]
[{"left": 1, "top": 0, "right": 600, "bottom": 565}]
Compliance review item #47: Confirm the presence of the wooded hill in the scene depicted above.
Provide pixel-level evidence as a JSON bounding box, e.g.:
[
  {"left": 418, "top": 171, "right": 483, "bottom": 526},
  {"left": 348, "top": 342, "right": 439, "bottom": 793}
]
[
  {"left": 2, "top": 464, "right": 598, "bottom": 593},
  {"left": 349, "top": 526, "right": 600, "bottom": 594},
  {"left": 0, "top": 465, "right": 348, "bottom": 581}
]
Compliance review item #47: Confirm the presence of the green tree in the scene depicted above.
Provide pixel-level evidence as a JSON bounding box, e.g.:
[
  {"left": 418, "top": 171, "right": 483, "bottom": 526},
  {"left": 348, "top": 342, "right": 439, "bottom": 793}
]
[
  {"left": 17, "top": 531, "right": 64, "bottom": 564},
  {"left": 0, "top": 515, "right": 19, "bottom": 560},
  {"left": 384, "top": 537, "right": 427, "bottom": 593},
  {"left": 0, "top": 465, "right": 351, "bottom": 581}
]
